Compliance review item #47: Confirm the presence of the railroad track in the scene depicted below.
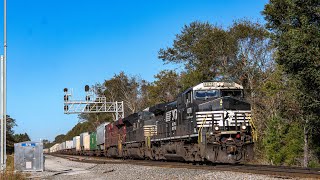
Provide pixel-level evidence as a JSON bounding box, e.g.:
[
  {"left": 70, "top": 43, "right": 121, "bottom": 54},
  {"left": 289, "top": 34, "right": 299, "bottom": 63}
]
[{"left": 50, "top": 153, "right": 320, "bottom": 179}]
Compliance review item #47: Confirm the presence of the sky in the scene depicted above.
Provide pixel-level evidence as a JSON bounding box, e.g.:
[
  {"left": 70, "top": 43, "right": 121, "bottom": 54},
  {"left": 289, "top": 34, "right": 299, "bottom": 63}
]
[{"left": 0, "top": 0, "right": 269, "bottom": 141}]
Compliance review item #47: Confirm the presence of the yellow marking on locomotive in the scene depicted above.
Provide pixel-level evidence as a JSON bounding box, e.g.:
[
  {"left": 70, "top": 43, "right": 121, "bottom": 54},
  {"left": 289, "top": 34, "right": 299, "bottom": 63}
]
[
  {"left": 118, "top": 134, "right": 123, "bottom": 153},
  {"left": 246, "top": 113, "right": 257, "bottom": 142},
  {"left": 145, "top": 136, "right": 151, "bottom": 149},
  {"left": 198, "top": 114, "right": 208, "bottom": 143}
]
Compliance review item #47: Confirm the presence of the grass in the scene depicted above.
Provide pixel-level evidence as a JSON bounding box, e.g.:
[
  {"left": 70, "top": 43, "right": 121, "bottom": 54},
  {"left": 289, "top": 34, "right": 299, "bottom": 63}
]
[{"left": 0, "top": 154, "right": 27, "bottom": 180}]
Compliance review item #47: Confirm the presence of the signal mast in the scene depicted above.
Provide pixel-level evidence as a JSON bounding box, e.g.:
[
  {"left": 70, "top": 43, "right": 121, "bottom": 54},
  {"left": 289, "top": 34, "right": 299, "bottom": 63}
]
[{"left": 63, "top": 85, "right": 124, "bottom": 121}]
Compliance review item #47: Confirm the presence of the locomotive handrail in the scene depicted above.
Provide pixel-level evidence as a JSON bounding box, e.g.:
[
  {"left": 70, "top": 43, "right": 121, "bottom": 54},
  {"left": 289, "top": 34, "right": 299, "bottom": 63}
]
[
  {"left": 247, "top": 114, "right": 257, "bottom": 142},
  {"left": 198, "top": 114, "right": 208, "bottom": 143}
]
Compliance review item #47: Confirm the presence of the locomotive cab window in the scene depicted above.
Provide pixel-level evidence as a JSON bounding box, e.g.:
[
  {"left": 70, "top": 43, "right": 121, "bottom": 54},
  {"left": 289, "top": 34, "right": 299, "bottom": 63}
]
[
  {"left": 194, "top": 90, "right": 218, "bottom": 100},
  {"left": 220, "top": 89, "right": 243, "bottom": 98}
]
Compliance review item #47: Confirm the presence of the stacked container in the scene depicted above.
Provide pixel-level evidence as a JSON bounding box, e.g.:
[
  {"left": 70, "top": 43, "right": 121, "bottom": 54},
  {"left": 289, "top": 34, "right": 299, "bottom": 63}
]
[
  {"left": 80, "top": 132, "right": 90, "bottom": 151},
  {"left": 66, "top": 140, "right": 73, "bottom": 149},
  {"left": 90, "top": 132, "right": 97, "bottom": 151},
  {"left": 73, "top": 136, "right": 80, "bottom": 151},
  {"left": 59, "top": 142, "right": 66, "bottom": 151},
  {"left": 49, "top": 143, "right": 59, "bottom": 152},
  {"left": 96, "top": 122, "right": 109, "bottom": 150}
]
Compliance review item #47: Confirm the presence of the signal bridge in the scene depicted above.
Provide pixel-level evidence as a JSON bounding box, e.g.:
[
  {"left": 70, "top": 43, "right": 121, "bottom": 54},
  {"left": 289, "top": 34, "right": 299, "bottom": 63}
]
[{"left": 63, "top": 85, "right": 124, "bottom": 121}]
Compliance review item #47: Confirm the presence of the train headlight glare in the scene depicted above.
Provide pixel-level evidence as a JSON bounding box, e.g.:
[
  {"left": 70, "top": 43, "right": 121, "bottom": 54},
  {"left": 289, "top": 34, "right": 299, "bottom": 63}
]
[
  {"left": 241, "top": 125, "right": 246, "bottom": 130},
  {"left": 214, "top": 126, "right": 220, "bottom": 131}
]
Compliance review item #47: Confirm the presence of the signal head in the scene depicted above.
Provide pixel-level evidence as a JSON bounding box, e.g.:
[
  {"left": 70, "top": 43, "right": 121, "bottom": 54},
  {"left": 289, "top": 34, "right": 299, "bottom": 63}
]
[{"left": 85, "top": 85, "right": 90, "bottom": 92}]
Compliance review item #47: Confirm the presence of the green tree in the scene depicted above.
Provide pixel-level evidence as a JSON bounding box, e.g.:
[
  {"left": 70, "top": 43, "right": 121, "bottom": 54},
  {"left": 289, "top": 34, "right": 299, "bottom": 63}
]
[
  {"left": 63, "top": 121, "right": 96, "bottom": 141},
  {"left": 42, "top": 139, "right": 52, "bottom": 149},
  {"left": 159, "top": 22, "right": 234, "bottom": 84},
  {"left": 263, "top": 115, "right": 303, "bottom": 166},
  {"left": 53, "top": 134, "right": 66, "bottom": 144},
  {"left": 13, "top": 133, "right": 31, "bottom": 143},
  {"left": 159, "top": 20, "right": 273, "bottom": 96},
  {"left": 256, "top": 65, "right": 306, "bottom": 166},
  {"left": 6, "top": 115, "right": 17, "bottom": 154},
  {"left": 263, "top": 0, "right": 320, "bottom": 167},
  {"left": 147, "top": 70, "right": 181, "bottom": 104},
  {"left": 101, "top": 72, "right": 146, "bottom": 116}
]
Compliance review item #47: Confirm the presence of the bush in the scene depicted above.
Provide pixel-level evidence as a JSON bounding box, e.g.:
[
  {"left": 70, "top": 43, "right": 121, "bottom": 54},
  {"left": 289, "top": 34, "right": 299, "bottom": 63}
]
[{"left": 263, "top": 115, "right": 303, "bottom": 166}]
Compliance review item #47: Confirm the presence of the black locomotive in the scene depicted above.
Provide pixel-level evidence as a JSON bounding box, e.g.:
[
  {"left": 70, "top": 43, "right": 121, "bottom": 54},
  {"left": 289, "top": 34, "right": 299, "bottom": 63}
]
[{"left": 108, "top": 81, "right": 254, "bottom": 163}]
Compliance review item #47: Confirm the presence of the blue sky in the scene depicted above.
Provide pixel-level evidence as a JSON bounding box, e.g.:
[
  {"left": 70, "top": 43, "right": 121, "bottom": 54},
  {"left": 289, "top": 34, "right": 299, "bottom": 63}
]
[{"left": 0, "top": 0, "right": 268, "bottom": 141}]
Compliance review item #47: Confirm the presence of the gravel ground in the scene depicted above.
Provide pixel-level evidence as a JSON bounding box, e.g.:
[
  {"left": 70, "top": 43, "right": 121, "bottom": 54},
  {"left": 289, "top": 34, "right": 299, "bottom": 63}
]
[{"left": 26, "top": 155, "right": 306, "bottom": 180}]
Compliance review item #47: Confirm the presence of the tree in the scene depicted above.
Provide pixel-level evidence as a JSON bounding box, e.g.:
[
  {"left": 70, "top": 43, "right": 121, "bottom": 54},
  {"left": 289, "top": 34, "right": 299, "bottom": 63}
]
[
  {"left": 78, "top": 112, "right": 112, "bottom": 129},
  {"left": 102, "top": 72, "right": 145, "bottom": 116},
  {"left": 263, "top": 0, "right": 320, "bottom": 167},
  {"left": 138, "top": 80, "right": 153, "bottom": 109},
  {"left": 159, "top": 22, "right": 235, "bottom": 84},
  {"left": 227, "top": 20, "right": 273, "bottom": 98},
  {"left": 6, "top": 115, "right": 17, "bottom": 154},
  {"left": 53, "top": 134, "right": 66, "bottom": 144},
  {"left": 13, "top": 133, "right": 31, "bottom": 143},
  {"left": 159, "top": 20, "right": 273, "bottom": 95},
  {"left": 62, "top": 121, "right": 96, "bottom": 141},
  {"left": 257, "top": 65, "right": 305, "bottom": 166},
  {"left": 147, "top": 70, "right": 181, "bottom": 104}
]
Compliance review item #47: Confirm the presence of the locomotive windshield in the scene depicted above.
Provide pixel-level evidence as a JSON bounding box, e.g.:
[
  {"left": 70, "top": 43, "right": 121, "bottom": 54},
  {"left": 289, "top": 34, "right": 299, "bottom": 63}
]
[
  {"left": 221, "top": 89, "right": 243, "bottom": 98},
  {"left": 195, "top": 90, "right": 218, "bottom": 99}
]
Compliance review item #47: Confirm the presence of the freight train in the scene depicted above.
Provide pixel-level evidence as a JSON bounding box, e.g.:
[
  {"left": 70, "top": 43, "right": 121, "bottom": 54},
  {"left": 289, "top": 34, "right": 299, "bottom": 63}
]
[{"left": 51, "top": 81, "right": 254, "bottom": 163}]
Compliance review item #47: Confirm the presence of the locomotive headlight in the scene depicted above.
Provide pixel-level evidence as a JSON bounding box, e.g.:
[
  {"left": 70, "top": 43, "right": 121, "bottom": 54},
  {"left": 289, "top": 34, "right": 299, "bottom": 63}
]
[
  {"left": 241, "top": 125, "right": 247, "bottom": 130},
  {"left": 214, "top": 126, "right": 220, "bottom": 131}
]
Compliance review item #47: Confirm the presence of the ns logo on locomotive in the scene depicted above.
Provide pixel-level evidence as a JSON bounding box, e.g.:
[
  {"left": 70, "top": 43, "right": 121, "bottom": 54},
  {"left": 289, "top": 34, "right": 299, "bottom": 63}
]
[{"left": 57, "top": 81, "right": 254, "bottom": 164}]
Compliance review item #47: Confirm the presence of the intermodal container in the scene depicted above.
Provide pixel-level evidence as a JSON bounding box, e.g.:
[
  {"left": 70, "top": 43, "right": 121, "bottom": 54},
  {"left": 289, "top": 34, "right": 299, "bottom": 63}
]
[
  {"left": 75, "top": 136, "right": 81, "bottom": 151},
  {"left": 80, "top": 132, "right": 89, "bottom": 148},
  {"left": 73, "top": 136, "right": 80, "bottom": 150},
  {"left": 59, "top": 142, "right": 66, "bottom": 151},
  {"left": 66, "top": 140, "right": 73, "bottom": 149},
  {"left": 90, "top": 132, "right": 97, "bottom": 150},
  {"left": 50, "top": 143, "right": 59, "bottom": 153},
  {"left": 83, "top": 133, "right": 90, "bottom": 150},
  {"left": 97, "top": 122, "right": 109, "bottom": 149}
]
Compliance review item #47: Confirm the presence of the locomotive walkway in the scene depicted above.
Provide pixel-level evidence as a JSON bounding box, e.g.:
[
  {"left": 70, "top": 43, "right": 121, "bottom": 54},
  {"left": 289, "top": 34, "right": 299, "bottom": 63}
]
[{"left": 39, "top": 154, "right": 320, "bottom": 179}]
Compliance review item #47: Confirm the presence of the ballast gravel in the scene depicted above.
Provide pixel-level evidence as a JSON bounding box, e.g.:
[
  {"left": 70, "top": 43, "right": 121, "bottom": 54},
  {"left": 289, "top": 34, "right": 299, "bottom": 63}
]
[{"left": 26, "top": 155, "right": 306, "bottom": 180}]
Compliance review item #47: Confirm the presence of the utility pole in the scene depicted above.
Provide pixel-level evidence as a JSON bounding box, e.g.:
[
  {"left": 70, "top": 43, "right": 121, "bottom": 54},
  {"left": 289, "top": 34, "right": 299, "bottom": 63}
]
[{"left": 0, "top": 0, "right": 7, "bottom": 171}]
